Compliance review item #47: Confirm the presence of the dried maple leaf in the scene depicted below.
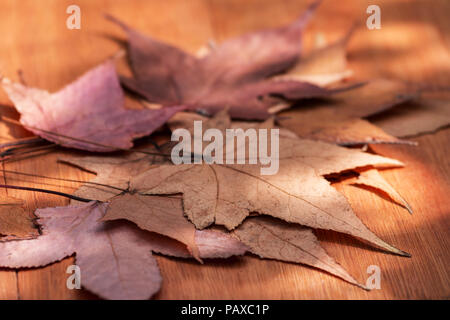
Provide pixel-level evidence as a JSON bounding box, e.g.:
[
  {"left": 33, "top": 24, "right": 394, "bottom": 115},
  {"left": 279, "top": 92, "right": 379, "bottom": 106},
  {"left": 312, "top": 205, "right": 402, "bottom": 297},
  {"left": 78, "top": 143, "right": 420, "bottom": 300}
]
[
  {"left": 104, "top": 193, "right": 201, "bottom": 261},
  {"left": 102, "top": 186, "right": 364, "bottom": 288},
  {"left": 276, "top": 78, "right": 419, "bottom": 145},
  {"left": 0, "top": 195, "right": 38, "bottom": 240},
  {"left": 62, "top": 152, "right": 247, "bottom": 262},
  {"left": 273, "top": 27, "right": 354, "bottom": 86},
  {"left": 106, "top": 1, "right": 355, "bottom": 120},
  {"left": 1, "top": 61, "right": 183, "bottom": 152},
  {"left": 103, "top": 196, "right": 248, "bottom": 259},
  {"left": 0, "top": 201, "right": 246, "bottom": 299},
  {"left": 131, "top": 111, "right": 409, "bottom": 256},
  {"left": 0, "top": 201, "right": 161, "bottom": 299},
  {"left": 233, "top": 216, "right": 367, "bottom": 289},
  {"left": 190, "top": 25, "right": 352, "bottom": 87},
  {"left": 168, "top": 111, "right": 412, "bottom": 215},
  {"left": 59, "top": 152, "right": 165, "bottom": 203},
  {"left": 192, "top": 229, "right": 248, "bottom": 259},
  {"left": 167, "top": 112, "right": 208, "bottom": 133},
  {"left": 145, "top": 228, "right": 248, "bottom": 259},
  {"left": 370, "top": 97, "right": 450, "bottom": 138},
  {"left": 340, "top": 169, "right": 412, "bottom": 214}
]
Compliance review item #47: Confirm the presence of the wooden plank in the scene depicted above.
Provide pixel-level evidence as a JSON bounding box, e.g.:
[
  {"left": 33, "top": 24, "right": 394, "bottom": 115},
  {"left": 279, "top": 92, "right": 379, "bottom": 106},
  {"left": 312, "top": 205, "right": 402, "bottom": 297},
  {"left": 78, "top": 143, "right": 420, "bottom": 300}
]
[
  {"left": 0, "top": 0, "right": 448, "bottom": 299},
  {"left": 0, "top": 270, "right": 17, "bottom": 300}
]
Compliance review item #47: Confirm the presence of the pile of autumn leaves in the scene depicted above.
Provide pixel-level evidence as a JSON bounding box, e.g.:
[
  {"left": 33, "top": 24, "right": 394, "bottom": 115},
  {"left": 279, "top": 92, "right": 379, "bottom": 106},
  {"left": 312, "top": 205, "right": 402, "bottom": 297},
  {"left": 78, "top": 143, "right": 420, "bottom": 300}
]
[{"left": 0, "top": 1, "right": 449, "bottom": 299}]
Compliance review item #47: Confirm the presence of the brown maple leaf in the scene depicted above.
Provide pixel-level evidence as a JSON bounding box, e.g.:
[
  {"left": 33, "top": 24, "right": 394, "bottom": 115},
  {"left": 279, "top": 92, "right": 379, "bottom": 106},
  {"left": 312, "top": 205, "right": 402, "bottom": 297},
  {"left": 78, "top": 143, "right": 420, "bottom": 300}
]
[
  {"left": 370, "top": 95, "right": 450, "bottom": 138},
  {"left": 0, "top": 201, "right": 247, "bottom": 299},
  {"left": 106, "top": 1, "right": 356, "bottom": 120},
  {"left": 273, "top": 26, "right": 354, "bottom": 86},
  {"left": 100, "top": 178, "right": 366, "bottom": 289},
  {"left": 59, "top": 152, "right": 166, "bottom": 204},
  {"left": 104, "top": 192, "right": 368, "bottom": 289},
  {"left": 61, "top": 152, "right": 248, "bottom": 262},
  {"left": 103, "top": 195, "right": 248, "bottom": 260},
  {"left": 146, "top": 228, "right": 248, "bottom": 260},
  {"left": 130, "top": 111, "right": 409, "bottom": 256},
  {"left": 0, "top": 195, "right": 38, "bottom": 240},
  {"left": 233, "top": 216, "right": 367, "bottom": 289},
  {"left": 276, "top": 78, "right": 419, "bottom": 145},
  {"left": 104, "top": 193, "right": 201, "bottom": 261},
  {"left": 167, "top": 111, "right": 413, "bottom": 215},
  {"left": 1, "top": 61, "right": 183, "bottom": 152},
  {"left": 339, "top": 168, "right": 412, "bottom": 214}
]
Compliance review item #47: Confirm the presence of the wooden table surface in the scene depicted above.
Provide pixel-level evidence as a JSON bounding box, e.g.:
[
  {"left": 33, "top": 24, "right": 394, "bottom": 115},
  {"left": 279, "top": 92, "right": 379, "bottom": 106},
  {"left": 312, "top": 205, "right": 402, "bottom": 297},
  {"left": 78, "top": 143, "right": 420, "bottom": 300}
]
[{"left": 0, "top": 0, "right": 449, "bottom": 300}]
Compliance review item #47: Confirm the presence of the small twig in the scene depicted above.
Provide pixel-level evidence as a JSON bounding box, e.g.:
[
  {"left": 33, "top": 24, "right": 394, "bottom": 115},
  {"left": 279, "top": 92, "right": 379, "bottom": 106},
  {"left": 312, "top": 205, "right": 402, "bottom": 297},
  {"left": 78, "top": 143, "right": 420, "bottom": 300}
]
[
  {"left": 0, "top": 184, "right": 93, "bottom": 203},
  {"left": 0, "top": 137, "right": 43, "bottom": 149},
  {"left": 1, "top": 169, "right": 127, "bottom": 192},
  {"left": 1, "top": 150, "right": 56, "bottom": 163},
  {"left": 0, "top": 143, "right": 56, "bottom": 158}
]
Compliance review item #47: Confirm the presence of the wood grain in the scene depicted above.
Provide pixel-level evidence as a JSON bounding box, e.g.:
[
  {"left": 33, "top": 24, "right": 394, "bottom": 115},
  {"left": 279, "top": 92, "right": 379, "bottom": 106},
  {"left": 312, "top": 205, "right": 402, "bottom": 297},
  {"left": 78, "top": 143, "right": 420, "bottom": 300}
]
[{"left": 0, "top": 0, "right": 448, "bottom": 299}]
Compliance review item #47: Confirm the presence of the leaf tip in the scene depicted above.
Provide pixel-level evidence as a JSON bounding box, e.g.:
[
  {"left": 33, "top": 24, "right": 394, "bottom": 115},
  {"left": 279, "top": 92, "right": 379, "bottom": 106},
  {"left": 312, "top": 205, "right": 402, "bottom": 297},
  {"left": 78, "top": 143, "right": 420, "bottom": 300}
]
[
  {"left": 404, "top": 203, "right": 413, "bottom": 215},
  {"left": 358, "top": 283, "right": 371, "bottom": 291},
  {"left": 392, "top": 247, "right": 411, "bottom": 258}
]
